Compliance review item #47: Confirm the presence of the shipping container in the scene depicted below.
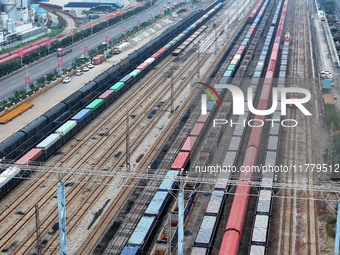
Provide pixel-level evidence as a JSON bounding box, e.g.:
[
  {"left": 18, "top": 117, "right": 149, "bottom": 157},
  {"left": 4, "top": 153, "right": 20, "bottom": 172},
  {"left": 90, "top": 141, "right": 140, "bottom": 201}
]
[
  {"left": 251, "top": 227, "right": 267, "bottom": 245},
  {"left": 205, "top": 200, "right": 222, "bottom": 216},
  {"left": 92, "top": 54, "right": 106, "bottom": 65},
  {"left": 227, "top": 65, "right": 236, "bottom": 71},
  {"left": 136, "top": 62, "right": 149, "bottom": 71},
  {"left": 181, "top": 136, "right": 197, "bottom": 152},
  {"left": 36, "top": 134, "right": 61, "bottom": 151},
  {"left": 190, "top": 123, "right": 204, "bottom": 137},
  {"left": 71, "top": 109, "right": 92, "bottom": 122},
  {"left": 145, "top": 191, "right": 169, "bottom": 217},
  {"left": 197, "top": 113, "right": 210, "bottom": 123},
  {"left": 120, "top": 74, "right": 134, "bottom": 83},
  {"left": 194, "top": 216, "right": 217, "bottom": 246},
  {"left": 145, "top": 58, "right": 155, "bottom": 65},
  {"left": 15, "top": 149, "right": 42, "bottom": 165},
  {"left": 55, "top": 120, "right": 77, "bottom": 136},
  {"left": 171, "top": 152, "right": 190, "bottom": 170},
  {"left": 129, "top": 69, "right": 141, "bottom": 77},
  {"left": 121, "top": 247, "right": 138, "bottom": 255},
  {"left": 159, "top": 170, "right": 179, "bottom": 191},
  {"left": 223, "top": 70, "right": 232, "bottom": 77},
  {"left": 99, "top": 90, "right": 115, "bottom": 101},
  {"left": 211, "top": 190, "right": 224, "bottom": 202},
  {"left": 250, "top": 245, "right": 265, "bottom": 255},
  {"left": 110, "top": 81, "right": 125, "bottom": 92},
  {"left": 86, "top": 99, "right": 104, "bottom": 111},
  {"left": 267, "top": 136, "right": 278, "bottom": 151},
  {"left": 128, "top": 216, "right": 156, "bottom": 248},
  {"left": 191, "top": 247, "right": 208, "bottom": 255},
  {"left": 228, "top": 136, "right": 241, "bottom": 151},
  {"left": 151, "top": 52, "right": 162, "bottom": 59}
]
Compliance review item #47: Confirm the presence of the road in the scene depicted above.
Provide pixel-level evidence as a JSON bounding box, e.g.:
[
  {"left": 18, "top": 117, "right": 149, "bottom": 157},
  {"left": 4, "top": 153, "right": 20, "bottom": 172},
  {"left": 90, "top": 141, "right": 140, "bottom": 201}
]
[{"left": 0, "top": 0, "right": 176, "bottom": 100}]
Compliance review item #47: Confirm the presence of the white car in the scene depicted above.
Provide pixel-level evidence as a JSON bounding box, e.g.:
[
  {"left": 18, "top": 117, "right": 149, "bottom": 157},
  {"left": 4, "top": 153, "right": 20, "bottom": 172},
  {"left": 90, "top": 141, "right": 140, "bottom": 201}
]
[
  {"left": 63, "top": 77, "right": 71, "bottom": 83},
  {"left": 83, "top": 67, "right": 89, "bottom": 72},
  {"left": 321, "top": 70, "right": 331, "bottom": 75},
  {"left": 80, "top": 54, "right": 86, "bottom": 59},
  {"left": 76, "top": 70, "right": 83, "bottom": 76},
  {"left": 88, "top": 63, "right": 94, "bottom": 69}
]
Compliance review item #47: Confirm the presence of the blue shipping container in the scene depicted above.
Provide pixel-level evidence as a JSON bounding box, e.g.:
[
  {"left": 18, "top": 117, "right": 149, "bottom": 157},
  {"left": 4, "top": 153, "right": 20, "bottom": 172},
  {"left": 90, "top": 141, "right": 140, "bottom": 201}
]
[
  {"left": 120, "top": 75, "right": 134, "bottom": 83},
  {"left": 121, "top": 247, "right": 138, "bottom": 255},
  {"left": 145, "top": 191, "right": 169, "bottom": 217},
  {"left": 210, "top": 190, "right": 224, "bottom": 202},
  {"left": 195, "top": 229, "right": 213, "bottom": 247},
  {"left": 71, "top": 109, "right": 92, "bottom": 122},
  {"left": 128, "top": 216, "right": 155, "bottom": 248},
  {"left": 159, "top": 171, "right": 179, "bottom": 191}
]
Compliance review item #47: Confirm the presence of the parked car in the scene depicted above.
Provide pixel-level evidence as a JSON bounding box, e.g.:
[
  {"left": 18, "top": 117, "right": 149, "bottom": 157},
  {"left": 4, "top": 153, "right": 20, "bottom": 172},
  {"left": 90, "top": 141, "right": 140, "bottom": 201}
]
[
  {"left": 88, "top": 63, "right": 94, "bottom": 69},
  {"left": 83, "top": 67, "right": 89, "bottom": 72},
  {"left": 321, "top": 70, "right": 331, "bottom": 75},
  {"left": 76, "top": 70, "right": 83, "bottom": 76},
  {"left": 80, "top": 54, "right": 86, "bottom": 59},
  {"left": 63, "top": 77, "right": 71, "bottom": 83}
]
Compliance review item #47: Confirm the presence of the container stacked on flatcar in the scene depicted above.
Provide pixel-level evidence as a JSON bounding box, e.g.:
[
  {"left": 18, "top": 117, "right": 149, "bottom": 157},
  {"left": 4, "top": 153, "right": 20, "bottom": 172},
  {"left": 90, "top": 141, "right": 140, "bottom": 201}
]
[
  {"left": 219, "top": 0, "right": 288, "bottom": 254},
  {"left": 120, "top": 4, "right": 224, "bottom": 253},
  {"left": 0, "top": 2, "right": 224, "bottom": 199},
  {"left": 249, "top": 16, "right": 287, "bottom": 254},
  {"left": 219, "top": 0, "right": 269, "bottom": 84}
]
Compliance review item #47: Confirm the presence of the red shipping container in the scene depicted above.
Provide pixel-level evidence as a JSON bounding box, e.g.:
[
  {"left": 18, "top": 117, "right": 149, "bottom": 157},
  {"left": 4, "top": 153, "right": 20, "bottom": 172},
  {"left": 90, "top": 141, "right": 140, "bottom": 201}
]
[
  {"left": 197, "top": 112, "right": 210, "bottom": 123},
  {"left": 99, "top": 90, "right": 115, "bottom": 100},
  {"left": 181, "top": 136, "right": 197, "bottom": 152},
  {"left": 136, "top": 62, "right": 149, "bottom": 70},
  {"left": 151, "top": 52, "right": 162, "bottom": 59},
  {"left": 15, "top": 149, "right": 42, "bottom": 165},
  {"left": 190, "top": 123, "right": 204, "bottom": 136},
  {"left": 157, "top": 48, "right": 167, "bottom": 54},
  {"left": 171, "top": 152, "right": 190, "bottom": 170}
]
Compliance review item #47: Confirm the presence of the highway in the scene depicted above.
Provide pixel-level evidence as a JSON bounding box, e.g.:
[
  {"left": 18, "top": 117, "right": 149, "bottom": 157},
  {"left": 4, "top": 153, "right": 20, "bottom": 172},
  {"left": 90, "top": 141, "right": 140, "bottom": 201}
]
[{"left": 0, "top": 0, "right": 176, "bottom": 100}]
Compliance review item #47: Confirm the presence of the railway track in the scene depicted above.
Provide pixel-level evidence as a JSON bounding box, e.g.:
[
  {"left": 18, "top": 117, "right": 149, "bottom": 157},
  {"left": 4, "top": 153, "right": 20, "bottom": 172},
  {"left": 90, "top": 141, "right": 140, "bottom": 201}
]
[
  {"left": 0, "top": 3, "right": 250, "bottom": 253},
  {"left": 278, "top": 0, "right": 318, "bottom": 254}
]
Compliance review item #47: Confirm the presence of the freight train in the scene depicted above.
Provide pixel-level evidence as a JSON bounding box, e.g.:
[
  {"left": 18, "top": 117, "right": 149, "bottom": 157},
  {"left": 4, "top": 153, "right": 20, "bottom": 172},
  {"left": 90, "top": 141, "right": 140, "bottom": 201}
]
[
  {"left": 218, "top": 0, "right": 289, "bottom": 254},
  {"left": 0, "top": 2, "right": 223, "bottom": 200}
]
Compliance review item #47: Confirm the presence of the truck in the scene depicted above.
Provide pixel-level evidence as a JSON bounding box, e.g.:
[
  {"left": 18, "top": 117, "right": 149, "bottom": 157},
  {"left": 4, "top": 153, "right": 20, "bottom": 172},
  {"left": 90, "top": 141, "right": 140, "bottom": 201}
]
[
  {"left": 112, "top": 47, "right": 121, "bottom": 54},
  {"left": 92, "top": 54, "right": 106, "bottom": 65},
  {"left": 56, "top": 48, "right": 72, "bottom": 57}
]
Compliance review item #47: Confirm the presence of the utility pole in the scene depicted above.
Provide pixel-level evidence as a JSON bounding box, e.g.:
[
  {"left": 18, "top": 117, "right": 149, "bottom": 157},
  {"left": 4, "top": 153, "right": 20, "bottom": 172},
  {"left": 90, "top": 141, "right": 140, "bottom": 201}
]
[
  {"left": 126, "top": 114, "right": 130, "bottom": 171},
  {"left": 194, "top": 41, "right": 201, "bottom": 78},
  {"left": 170, "top": 67, "right": 175, "bottom": 113},
  {"left": 35, "top": 204, "right": 42, "bottom": 255},
  {"left": 213, "top": 23, "right": 217, "bottom": 55},
  {"left": 178, "top": 168, "right": 184, "bottom": 255},
  {"left": 57, "top": 177, "right": 67, "bottom": 255}
]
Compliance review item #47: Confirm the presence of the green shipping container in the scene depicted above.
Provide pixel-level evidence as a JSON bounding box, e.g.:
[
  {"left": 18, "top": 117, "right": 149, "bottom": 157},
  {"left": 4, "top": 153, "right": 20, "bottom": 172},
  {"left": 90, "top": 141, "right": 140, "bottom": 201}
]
[
  {"left": 129, "top": 69, "right": 141, "bottom": 77},
  {"left": 86, "top": 99, "right": 104, "bottom": 110},
  {"left": 227, "top": 65, "right": 235, "bottom": 71},
  {"left": 110, "top": 81, "right": 125, "bottom": 92},
  {"left": 55, "top": 120, "right": 77, "bottom": 136}
]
